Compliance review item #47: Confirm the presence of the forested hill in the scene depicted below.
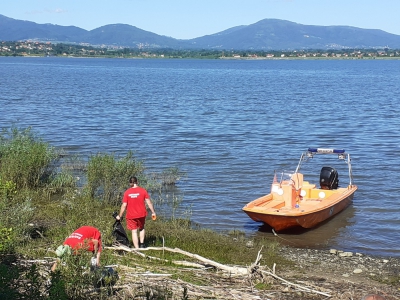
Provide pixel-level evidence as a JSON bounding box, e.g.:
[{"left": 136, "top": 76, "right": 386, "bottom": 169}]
[{"left": 1, "top": 14, "right": 400, "bottom": 50}]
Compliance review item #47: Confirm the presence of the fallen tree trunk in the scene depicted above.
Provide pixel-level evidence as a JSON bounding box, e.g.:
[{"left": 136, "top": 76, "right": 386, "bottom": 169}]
[
  {"left": 106, "top": 244, "right": 332, "bottom": 297},
  {"left": 105, "top": 245, "right": 249, "bottom": 275},
  {"left": 105, "top": 245, "right": 205, "bottom": 269}
]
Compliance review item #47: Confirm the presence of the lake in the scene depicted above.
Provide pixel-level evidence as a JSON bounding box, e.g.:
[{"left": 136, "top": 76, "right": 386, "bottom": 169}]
[{"left": 1, "top": 56, "right": 400, "bottom": 257}]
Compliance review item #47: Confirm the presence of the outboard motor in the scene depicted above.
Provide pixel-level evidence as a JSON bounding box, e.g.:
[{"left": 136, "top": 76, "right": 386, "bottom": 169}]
[{"left": 320, "top": 166, "right": 339, "bottom": 190}]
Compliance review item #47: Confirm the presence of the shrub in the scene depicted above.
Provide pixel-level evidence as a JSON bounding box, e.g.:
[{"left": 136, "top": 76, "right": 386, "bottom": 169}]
[
  {"left": 0, "top": 254, "right": 101, "bottom": 300},
  {"left": 0, "top": 256, "right": 51, "bottom": 300},
  {"left": 148, "top": 167, "right": 184, "bottom": 186},
  {"left": 0, "top": 178, "right": 17, "bottom": 252},
  {"left": 0, "top": 177, "right": 17, "bottom": 200},
  {"left": 0, "top": 126, "right": 72, "bottom": 253},
  {"left": 0, "top": 228, "right": 13, "bottom": 253},
  {"left": 85, "top": 151, "right": 146, "bottom": 204},
  {"left": 0, "top": 195, "right": 35, "bottom": 250},
  {"left": 0, "top": 126, "right": 60, "bottom": 189}
]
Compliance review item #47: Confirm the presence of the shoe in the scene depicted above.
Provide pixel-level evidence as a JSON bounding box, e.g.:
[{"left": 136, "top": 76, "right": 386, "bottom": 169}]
[{"left": 139, "top": 243, "right": 146, "bottom": 248}]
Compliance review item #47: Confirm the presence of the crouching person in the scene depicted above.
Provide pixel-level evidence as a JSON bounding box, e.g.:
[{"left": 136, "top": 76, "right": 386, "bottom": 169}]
[{"left": 51, "top": 226, "right": 102, "bottom": 271}]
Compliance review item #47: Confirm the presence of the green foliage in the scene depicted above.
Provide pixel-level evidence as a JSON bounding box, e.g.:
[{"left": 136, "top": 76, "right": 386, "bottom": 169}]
[
  {"left": 0, "top": 126, "right": 59, "bottom": 189},
  {"left": 0, "top": 193, "right": 34, "bottom": 252},
  {"left": 0, "top": 178, "right": 17, "bottom": 252},
  {"left": 23, "top": 264, "right": 44, "bottom": 299},
  {"left": 48, "top": 270, "right": 69, "bottom": 300},
  {"left": 44, "top": 193, "right": 117, "bottom": 246},
  {"left": 85, "top": 151, "right": 146, "bottom": 204},
  {"left": 368, "top": 272, "right": 400, "bottom": 287},
  {"left": 0, "top": 256, "right": 51, "bottom": 300},
  {"left": 50, "top": 250, "right": 118, "bottom": 299},
  {"left": 0, "top": 126, "right": 75, "bottom": 253},
  {"left": 46, "top": 172, "right": 77, "bottom": 196},
  {"left": 0, "top": 257, "right": 20, "bottom": 299},
  {"left": 0, "top": 228, "right": 13, "bottom": 253},
  {"left": 0, "top": 254, "right": 111, "bottom": 300},
  {"left": 57, "top": 252, "right": 98, "bottom": 299},
  {"left": 254, "top": 282, "right": 272, "bottom": 290},
  {"left": 0, "top": 177, "right": 17, "bottom": 200},
  {"left": 0, "top": 126, "right": 291, "bottom": 299}
]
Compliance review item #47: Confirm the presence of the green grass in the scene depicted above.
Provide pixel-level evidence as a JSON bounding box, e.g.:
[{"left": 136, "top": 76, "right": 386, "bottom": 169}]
[{"left": 0, "top": 126, "right": 290, "bottom": 299}]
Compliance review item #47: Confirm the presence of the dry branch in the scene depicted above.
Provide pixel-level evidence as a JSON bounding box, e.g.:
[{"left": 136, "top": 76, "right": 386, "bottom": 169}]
[
  {"left": 261, "top": 269, "right": 331, "bottom": 297},
  {"left": 106, "top": 244, "right": 332, "bottom": 297},
  {"left": 105, "top": 245, "right": 205, "bottom": 269},
  {"left": 106, "top": 245, "right": 248, "bottom": 275}
]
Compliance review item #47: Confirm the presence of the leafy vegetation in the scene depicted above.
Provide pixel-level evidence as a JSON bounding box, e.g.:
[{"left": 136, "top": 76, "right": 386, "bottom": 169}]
[
  {"left": 0, "top": 127, "right": 60, "bottom": 189},
  {"left": 84, "top": 151, "right": 146, "bottom": 204},
  {"left": 0, "top": 126, "right": 284, "bottom": 299}
]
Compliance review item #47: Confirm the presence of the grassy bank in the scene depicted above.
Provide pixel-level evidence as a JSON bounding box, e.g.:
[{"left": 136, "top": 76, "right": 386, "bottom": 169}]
[{"left": 0, "top": 126, "right": 285, "bottom": 299}]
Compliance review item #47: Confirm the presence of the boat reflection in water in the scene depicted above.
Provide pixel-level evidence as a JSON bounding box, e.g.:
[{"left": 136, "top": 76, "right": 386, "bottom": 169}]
[{"left": 254, "top": 204, "right": 357, "bottom": 249}]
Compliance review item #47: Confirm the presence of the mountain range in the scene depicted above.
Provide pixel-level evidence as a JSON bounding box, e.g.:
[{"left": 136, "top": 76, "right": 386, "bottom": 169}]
[{"left": 1, "top": 14, "right": 400, "bottom": 50}]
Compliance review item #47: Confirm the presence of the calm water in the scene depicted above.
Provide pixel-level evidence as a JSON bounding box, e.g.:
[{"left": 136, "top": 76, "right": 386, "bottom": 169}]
[{"left": 1, "top": 57, "right": 400, "bottom": 257}]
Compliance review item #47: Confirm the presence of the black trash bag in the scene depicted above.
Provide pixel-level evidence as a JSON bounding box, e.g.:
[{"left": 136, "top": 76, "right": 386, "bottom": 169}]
[
  {"left": 92, "top": 267, "right": 119, "bottom": 288},
  {"left": 112, "top": 211, "right": 130, "bottom": 246}
]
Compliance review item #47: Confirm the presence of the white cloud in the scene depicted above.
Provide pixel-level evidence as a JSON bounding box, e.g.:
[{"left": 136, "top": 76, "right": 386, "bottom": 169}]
[
  {"left": 26, "top": 8, "right": 68, "bottom": 15},
  {"left": 52, "top": 8, "right": 67, "bottom": 14}
]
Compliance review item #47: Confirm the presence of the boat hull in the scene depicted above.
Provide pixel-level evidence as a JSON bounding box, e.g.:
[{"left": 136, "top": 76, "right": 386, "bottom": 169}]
[{"left": 243, "top": 187, "right": 356, "bottom": 232}]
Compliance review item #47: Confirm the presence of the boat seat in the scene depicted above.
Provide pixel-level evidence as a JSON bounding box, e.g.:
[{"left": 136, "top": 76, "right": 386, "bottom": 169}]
[
  {"left": 302, "top": 182, "right": 316, "bottom": 189},
  {"left": 261, "top": 200, "right": 285, "bottom": 210}
]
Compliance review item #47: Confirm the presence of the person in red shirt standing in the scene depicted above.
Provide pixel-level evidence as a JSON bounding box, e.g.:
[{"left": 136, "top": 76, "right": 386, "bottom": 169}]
[
  {"left": 51, "top": 226, "right": 102, "bottom": 271},
  {"left": 116, "top": 176, "right": 156, "bottom": 249}
]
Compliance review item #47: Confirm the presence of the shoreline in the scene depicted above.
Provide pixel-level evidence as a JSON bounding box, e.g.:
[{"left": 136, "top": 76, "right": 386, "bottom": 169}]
[
  {"left": 2, "top": 54, "right": 400, "bottom": 60},
  {"left": 275, "top": 246, "right": 400, "bottom": 299}
]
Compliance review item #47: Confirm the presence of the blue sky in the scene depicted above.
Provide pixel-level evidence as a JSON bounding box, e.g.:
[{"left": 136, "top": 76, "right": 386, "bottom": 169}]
[{"left": 1, "top": 0, "right": 399, "bottom": 39}]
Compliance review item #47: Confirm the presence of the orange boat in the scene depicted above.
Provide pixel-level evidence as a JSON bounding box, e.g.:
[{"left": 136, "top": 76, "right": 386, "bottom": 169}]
[{"left": 242, "top": 148, "right": 357, "bottom": 232}]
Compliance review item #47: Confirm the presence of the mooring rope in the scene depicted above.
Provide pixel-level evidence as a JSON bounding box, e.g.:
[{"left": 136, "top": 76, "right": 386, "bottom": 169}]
[{"left": 272, "top": 229, "right": 298, "bottom": 245}]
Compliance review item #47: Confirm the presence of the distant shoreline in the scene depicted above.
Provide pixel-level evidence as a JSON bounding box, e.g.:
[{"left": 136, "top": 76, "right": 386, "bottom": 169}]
[
  {"left": 220, "top": 56, "right": 400, "bottom": 60},
  {"left": 2, "top": 41, "right": 399, "bottom": 60},
  {"left": 2, "top": 55, "right": 400, "bottom": 60}
]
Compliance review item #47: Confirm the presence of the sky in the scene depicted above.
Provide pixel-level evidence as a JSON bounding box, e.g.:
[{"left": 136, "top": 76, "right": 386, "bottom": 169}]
[{"left": 1, "top": 0, "right": 400, "bottom": 40}]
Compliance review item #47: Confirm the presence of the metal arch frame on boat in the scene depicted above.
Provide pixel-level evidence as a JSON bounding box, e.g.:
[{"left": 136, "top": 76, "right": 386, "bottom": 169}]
[{"left": 294, "top": 148, "right": 354, "bottom": 186}]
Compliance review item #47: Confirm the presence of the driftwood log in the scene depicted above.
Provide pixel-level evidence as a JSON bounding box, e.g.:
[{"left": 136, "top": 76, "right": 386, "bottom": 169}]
[
  {"left": 105, "top": 244, "right": 331, "bottom": 297},
  {"left": 105, "top": 245, "right": 250, "bottom": 275}
]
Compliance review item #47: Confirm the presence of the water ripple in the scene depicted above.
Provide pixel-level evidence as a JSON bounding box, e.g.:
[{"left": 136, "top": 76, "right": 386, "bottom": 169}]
[{"left": 1, "top": 57, "right": 400, "bottom": 257}]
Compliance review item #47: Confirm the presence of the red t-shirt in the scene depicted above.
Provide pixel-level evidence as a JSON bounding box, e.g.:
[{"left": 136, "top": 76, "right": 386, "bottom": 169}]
[
  {"left": 63, "top": 226, "right": 102, "bottom": 253},
  {"left": 123, "top": 186, "right": 150, "bottom": 219}
]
